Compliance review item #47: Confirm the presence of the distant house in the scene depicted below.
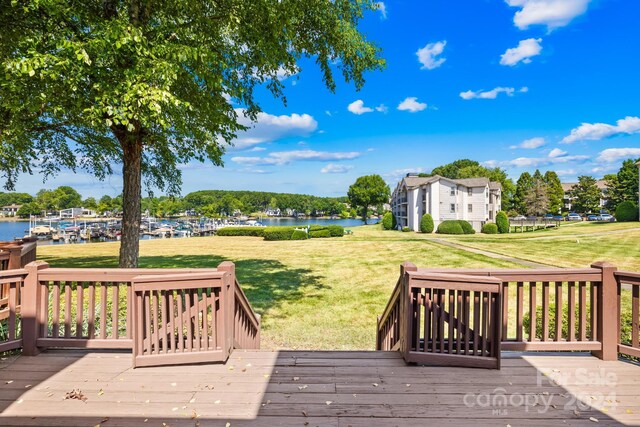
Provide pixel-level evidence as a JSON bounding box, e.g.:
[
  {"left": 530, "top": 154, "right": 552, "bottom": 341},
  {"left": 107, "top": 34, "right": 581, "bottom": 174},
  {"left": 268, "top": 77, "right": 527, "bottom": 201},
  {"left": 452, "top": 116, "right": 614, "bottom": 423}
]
[
  {"left": 1, "top": 204, "right": 22, "bottom": 217},
  {"left": 265, "top": 207, "right": 281, "bottom": 217},
  {"left": 59, "top": 207, "right": 97, "bottom": 219},
  {"left": 561, "top": 180, "right": 608, "bottom": 212},
  {"left": 391, "top": 174, "right": 502, "bottom": 232}
]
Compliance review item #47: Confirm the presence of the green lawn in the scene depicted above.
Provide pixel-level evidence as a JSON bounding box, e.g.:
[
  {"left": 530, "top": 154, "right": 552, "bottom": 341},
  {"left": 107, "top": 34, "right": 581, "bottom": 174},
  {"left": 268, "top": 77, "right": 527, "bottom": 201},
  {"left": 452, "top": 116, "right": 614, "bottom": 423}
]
[{"left": 36, "top": 222, "right": 639, "bottom": 350}]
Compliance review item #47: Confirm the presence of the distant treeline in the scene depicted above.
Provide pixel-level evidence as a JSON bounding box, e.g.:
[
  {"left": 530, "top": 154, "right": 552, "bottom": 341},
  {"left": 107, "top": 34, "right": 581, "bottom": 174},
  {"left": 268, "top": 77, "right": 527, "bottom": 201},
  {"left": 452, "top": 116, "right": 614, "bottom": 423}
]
[{"left": 1, "top": 187, "right": 351, "bottom": 218}]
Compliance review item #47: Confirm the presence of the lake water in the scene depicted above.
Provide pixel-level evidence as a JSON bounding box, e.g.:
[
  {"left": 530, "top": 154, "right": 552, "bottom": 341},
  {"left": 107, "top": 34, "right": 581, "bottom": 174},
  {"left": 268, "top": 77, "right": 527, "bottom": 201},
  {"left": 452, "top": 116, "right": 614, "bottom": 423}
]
[{"left": 0, "top": 217, "right": 377, "bottom": 243}]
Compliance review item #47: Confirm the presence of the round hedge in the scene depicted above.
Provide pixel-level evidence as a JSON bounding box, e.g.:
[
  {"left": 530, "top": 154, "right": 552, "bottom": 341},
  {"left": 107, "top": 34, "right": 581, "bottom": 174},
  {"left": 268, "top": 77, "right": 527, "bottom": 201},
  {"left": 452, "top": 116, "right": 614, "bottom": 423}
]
[
  {"left": 382, "top": 212, "right": 394, "bottom": 230},
  {"left": 457, "top": 220, "right": 475, "bottom": 235},
  {"left": 401, "top": 226, "right": 411, "bottom": 232},
  {"left": 482, "top": 223, "right": 498, "bottom": 234},
  {"left": 309, "top": 229, "right": 331, "bottom": 238},
  {"left": 420, "top": 213, "right": 434, "bottom": 233},
  {"left": 437, "top": 220, "right": 464, "bottom": 235},
  {"left": 615, "top": 201, "right": 639, "bottom": 222},
  {"left": 496, "top": 211, "right": 510, "bottom": 234},
  {"left": 291, "top": 229, "right": 308, "bottom": 240}
]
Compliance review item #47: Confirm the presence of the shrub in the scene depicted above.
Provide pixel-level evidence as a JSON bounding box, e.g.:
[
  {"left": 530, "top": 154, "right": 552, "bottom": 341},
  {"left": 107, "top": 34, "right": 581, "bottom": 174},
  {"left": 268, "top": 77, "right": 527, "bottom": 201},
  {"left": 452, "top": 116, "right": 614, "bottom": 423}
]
[
  {"left": 402, "top": 226, "right": 411, "bottom": 232},
  {"left": 327, "top": 225, "right": 344, "bottom": 237},
  {"left": 457, "top": 220, "right": 475, "bottom": 235},
  {"left": 382, "top": 212, "right": 394, "bottom": 230},
  {"left": 496, "top": 211, "right": 510, "bottom": 234},
  {"left": 291, "top": 229, "right": 308, "bottom": 240},
  {"left": 309, "top": 229, "right": 331, "bottom": 238},
  {"left": 523, "top": 304, "right": 591, "bottom": 341},
  {"left": 263, "top": 226, "right": 296, "bottom": 241},
  {"left": 482, "top": 223, "right": 498, "bottom": 234},
  {"left": 616, "top": 201, "right": 639, "bottom": 222},
  {"left": 216, "top": 227, "right": 265, "bottom": 237},
  {"left": 437, "top": 220, "right": 464, "bottom": 235},
  {"left": 420, "top": 213, "right": 434, "bottom": 233}
]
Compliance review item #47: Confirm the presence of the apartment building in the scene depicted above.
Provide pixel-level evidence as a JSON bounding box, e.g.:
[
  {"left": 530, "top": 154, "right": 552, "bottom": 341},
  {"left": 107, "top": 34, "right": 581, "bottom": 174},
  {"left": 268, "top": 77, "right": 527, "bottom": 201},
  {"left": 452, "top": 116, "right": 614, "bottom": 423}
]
[{"left": 390, "top": 174, "right": 502, "bottom": 232}]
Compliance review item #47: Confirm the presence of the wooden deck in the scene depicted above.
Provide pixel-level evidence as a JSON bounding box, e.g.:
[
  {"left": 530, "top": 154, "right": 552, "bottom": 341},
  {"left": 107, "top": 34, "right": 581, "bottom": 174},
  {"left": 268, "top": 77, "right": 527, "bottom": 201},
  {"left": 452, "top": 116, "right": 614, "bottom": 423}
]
[{"left": 1, "top": 350, "right": 639, "bottom": 426}]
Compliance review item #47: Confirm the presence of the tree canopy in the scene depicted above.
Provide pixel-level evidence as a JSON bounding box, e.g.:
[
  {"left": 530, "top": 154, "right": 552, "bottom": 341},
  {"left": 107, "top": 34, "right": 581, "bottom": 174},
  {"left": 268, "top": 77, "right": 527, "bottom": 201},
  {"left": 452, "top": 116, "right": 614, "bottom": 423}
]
[
  {"left": 347, "top": 174, "right": 390, "bottom": 224},
  {"left": 604, "top": 158, "right": 639, "bottom": 211},
  {"left": 1, "top": 0, "right": 384, "bottom": 266},
  {"left": 570, "top": 176, "right": 601, "bottom": 213}
]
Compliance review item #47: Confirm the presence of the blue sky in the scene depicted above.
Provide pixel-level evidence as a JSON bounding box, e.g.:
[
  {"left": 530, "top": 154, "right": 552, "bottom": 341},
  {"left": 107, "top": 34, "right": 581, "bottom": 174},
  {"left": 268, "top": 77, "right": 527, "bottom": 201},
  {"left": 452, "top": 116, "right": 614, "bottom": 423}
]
[{"left": 15, "top": 0, "right": 640, "bottom": 198}]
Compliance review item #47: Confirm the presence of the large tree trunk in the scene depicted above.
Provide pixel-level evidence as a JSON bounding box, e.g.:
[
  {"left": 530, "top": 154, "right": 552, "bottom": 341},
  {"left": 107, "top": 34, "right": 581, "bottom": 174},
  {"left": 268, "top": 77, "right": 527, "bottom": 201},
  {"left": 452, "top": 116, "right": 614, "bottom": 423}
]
[{"left": 119, "top": 136, "right": 143, "bottom": 268}]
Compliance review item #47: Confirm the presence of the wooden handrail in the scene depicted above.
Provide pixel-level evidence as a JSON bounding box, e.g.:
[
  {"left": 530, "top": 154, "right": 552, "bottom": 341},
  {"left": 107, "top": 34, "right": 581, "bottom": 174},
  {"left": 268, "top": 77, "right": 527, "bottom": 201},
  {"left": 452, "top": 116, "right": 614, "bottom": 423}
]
[
  {"left": 615, "top": 270, "right": 640, "bottom": 359},
  {"left": 234, "top": 278, "right": 260, "bottom": 331},
  {"left": 377, "top": 275, "right": 402, "bottom": 331}
]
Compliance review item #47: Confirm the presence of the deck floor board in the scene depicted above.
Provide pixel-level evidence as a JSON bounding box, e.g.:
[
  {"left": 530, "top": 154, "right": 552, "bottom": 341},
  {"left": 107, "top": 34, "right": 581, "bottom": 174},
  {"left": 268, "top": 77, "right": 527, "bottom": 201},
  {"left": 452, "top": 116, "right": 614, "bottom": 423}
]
[{"left": 0, "top": 349, "right": 638, "bottom": 426}]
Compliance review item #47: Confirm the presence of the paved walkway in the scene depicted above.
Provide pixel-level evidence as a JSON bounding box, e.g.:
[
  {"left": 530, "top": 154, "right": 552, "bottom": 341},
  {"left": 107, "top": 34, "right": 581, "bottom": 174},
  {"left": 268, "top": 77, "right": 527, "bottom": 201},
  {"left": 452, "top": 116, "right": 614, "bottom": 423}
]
[{"left": 426, "top": 238, "right": 553, "bottom": 268}]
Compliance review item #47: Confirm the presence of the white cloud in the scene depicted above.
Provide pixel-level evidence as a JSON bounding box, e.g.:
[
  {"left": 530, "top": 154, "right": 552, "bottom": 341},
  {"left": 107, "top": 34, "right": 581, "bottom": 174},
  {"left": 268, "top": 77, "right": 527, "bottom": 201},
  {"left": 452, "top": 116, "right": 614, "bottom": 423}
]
[
  {"left": 510, "top": 137, "right": 546, "bottom": 149},
  {"left": 519, "top": 86, "right": 529, "bottom": 93},
  {"left": 500, "top": 38, "right": 543, "bottom": 66},
  {"left": 325, "top": 111, "right": 332, "bottom": 117},
  {"left": 555, "top": 169, "right": 577, "bottom": 176},
  {"left": 231, "top": 109, "right": 317, "bottom": 150},
  {"left": 384, "top": 168, "right": 426, "bottom": 181},
  {"left": 548, "top": 148, "right": 567, "bottom": 158},
  {"left": 460, "top": 87, "right": 526, "bottom": 100},
  {"left": 375, "top": 2, "right": 387, "bottom": 19},
  {"left": 321, "top": 163, "right": 354, "bottom": 174},
  {"left": 249, "top": 146, "right": 266, "bottom": 152},
  {"left": 505, "top": 0, "right": 591, "bottom": 31},
  {"left": 347, "top": 99, "right": 374, "bottom": 115},
  {"left": 397, "top": 97, "right": 427, "bottom": 112},
  {"left": 416, "top": 41, "right": 447, "bottom": 70},
  {"left": 375, "top": 104, "right": 388, "bottom": 113},
  {"left": 596, "top": 148, "right": 640, "bottom": 163},
  {"left": 562, "top": 116, "right": 640, "bottom": 143},
  {"left": 231, "top": 150, "right": 362, "bottom": 166}
]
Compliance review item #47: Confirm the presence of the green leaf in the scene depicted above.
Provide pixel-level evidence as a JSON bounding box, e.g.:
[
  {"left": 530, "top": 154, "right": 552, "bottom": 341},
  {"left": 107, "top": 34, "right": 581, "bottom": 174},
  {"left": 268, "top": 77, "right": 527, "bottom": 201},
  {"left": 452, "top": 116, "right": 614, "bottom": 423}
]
[{"left": 28, "top": 69, "right": 35, "bottom": 77}]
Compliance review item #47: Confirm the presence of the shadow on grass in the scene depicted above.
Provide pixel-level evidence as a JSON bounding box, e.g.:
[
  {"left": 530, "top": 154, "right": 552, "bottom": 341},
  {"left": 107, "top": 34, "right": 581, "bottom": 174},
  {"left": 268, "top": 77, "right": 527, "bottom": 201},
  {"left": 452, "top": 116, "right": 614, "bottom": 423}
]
[{"left": 38, "top": 254, "right": 325, "bottom": 316}]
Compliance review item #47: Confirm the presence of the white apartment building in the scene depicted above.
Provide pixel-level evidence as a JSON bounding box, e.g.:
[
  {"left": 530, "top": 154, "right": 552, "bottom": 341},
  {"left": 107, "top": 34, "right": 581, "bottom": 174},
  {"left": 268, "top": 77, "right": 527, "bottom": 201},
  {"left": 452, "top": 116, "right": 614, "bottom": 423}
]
[{"left": 391, "top": 174, "right": 502, "bottom": 232}]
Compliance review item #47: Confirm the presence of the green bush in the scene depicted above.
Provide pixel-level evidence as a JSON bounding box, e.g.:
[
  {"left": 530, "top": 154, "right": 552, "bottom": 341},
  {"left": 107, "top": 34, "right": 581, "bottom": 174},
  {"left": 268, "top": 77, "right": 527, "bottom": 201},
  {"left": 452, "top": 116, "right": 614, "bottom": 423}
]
[
  {"left": 291, "top": 229, "right": 308, "bottom": 240},
  {"left": 523, "top": 304, "right": 591, "bottom": 341},
  {"left": 309, "top": 229, "right": 331, "bottom": 238},
  {"left": 496, "top": 211, "right": 510, "bottom": 234},
  {"left": 420, "top": 213, "right": 434, "bottom": 233},
  {"left": 615, "top": 201, "right": 639, "bottom": 222},
  {"left": 482, "top": 223, "right": 498, "bottom": 234},
  {"left": 307, "top": 224, "right": 344, "bottom": 237},
  {"left": 216, "top": 227, "right": 265, "bottom": 237},
  {"left": 436, "top": 220, "right": 464, "bottom": 235},
  {"left": 402, "top": 226, "right": 411, "bottom": 232},
  {"left": 263, "top": 226, "right": 296, "bottom": 241},
  {"left": 382, "top": 212, "right": 394, "bottom": 230},
  {"left": 457, "top": 220, "right": 475, "bottom": 234}
]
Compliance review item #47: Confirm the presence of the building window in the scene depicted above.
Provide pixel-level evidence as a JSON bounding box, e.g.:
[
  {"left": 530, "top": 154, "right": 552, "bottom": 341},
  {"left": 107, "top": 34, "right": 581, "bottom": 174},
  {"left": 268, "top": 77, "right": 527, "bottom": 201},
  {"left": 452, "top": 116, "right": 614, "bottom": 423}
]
[
  {"left": 450, "top": 204, "right": 456, "bottom": 213},
  {"left": 489, "top": 211, "right": 493, "bottom": 220},
  {"left": 450, "top": 187, "right": 456, "bottom": 196},
  {"left": 468, "top": 188, "right": 473, "bottom": 196},
  {"left": 468, "top": 204, "right": 473, "bottom": 213},
  {"left": 486, "top": 204, "right": 489, "bottom": 213},
  {"left": 485, "top": 188, "right": 489, "bottom": 197}
]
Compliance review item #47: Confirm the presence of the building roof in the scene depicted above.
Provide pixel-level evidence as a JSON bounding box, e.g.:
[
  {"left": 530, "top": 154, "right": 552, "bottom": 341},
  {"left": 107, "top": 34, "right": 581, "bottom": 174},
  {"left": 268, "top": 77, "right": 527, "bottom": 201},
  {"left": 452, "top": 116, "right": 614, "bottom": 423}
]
[
  {"left": 561, "top": 180, "right": 608, "bottom": 192},
  {"left": 489, "top": 181, "right": 502, "bottom": 191},
  {"left": 454, "top": 177, "right": 490, "bottom": 188},
  {"left": 398, "top": 174, "right": 500, "bottom": 191},
  {"left": 402, "top": 175, "right": 440, "bottom": 189},
  {"left": 2, "top": 204, "right": 22, "bottom": 209}
]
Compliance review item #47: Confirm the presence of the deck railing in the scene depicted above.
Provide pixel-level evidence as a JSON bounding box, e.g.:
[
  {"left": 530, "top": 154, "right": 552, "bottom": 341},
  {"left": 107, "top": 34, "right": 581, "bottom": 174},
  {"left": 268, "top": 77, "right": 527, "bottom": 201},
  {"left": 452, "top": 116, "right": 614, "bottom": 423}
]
[
  {"left": 616, "top": 271, "right": 640, "bottom": 358},
  {"left": 0, "top": 260, "right": 260, "bottom": 365},
  {"left": 378, "top": 261, "right": 630, "bottom": 364}
]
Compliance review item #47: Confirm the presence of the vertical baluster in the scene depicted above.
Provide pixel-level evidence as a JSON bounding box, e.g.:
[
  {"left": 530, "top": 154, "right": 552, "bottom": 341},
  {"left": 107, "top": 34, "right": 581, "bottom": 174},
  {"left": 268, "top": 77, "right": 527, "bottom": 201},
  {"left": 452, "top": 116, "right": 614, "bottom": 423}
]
[
  {"left": 632, "top": 285, "right": 639, "bottom": 349},
  {"left": 555, "top": 282, "right": 563, "bottom": 341},
  {"left": 579, "top": 281, "right": 587, "bottom": 341},
  {"left": 8, "top": 281, "right": 16, "bottom": 340},
  {"left": 567, "top": 281, "right": 576, "bottom": 341},
  {"left": 542, "top": 282, "right": 549, "bottom": 341},
  {"left": 529, "top": 282, "right": 537, "bottom": 342},
  {"left": 193, "top": 289, "right": 201, "bottom": 351},
  {"left": 52, "top": 282, "right": 60, "bottom": 338},
  {"left": 64, "top": 282, "right": 72, "bottom": 338},
  {"left": 160, "top": 289, "right": 168, "bottom": 354},
  {"left": 591, "top": 282, "right": 598, "bottom": 341},
  {"left": 423, "top": 288, "right": 431, "bottom": 353},
  {"left": 168, "top": 291, "right": 175, "bottom": 353},
  {"left": 135, "top": 292, "right": 144, "bottom": 360},
  {"left": 88, "top": 283, "right": 96, "bottom": 339},
  {"left": 473, "top": 291, "right": 480, "bottom": 356},
  {"left": 202, "top": 288, "right": 209, "bottom": 350},
  {"left": 414, "top": 290, "right": 421, "bottom": 352},
  {"left": 431, "top": 289, "right": 439, "bottom": 353},
  {"left": 152, "top": 290, "right": 160, "bottom": 354},
  {"left": 516, "top": 282, "right": 524, "bottom": 342},
  {"left": 456, "top": 289, "right": 462, "bottom": 355},
  {"left": 75, "top": 282, "right": 84, "bottom": 338},
  {"left": 438, "top": 289, "right": 445, "bottom": 353},
  {"left": 481, "top": 292, "right": 488, "bottom": 356},
  {"left": 178, "top": 289, "right": 185, "bottom": 352},
  {"left": 126, "top": 284, "right": 133, "bottom": 339},
  {"left": 40, "top": 280, "right": 49, "bottom": 338},
  {"left": 448, "top": 289, "right": 454, "bottom": 354},
  {"left": 144, "top": 291, "right": 152, "bottom": 355},
  {"left": 100, "top": 284, "right": 107, "bottom": 339},
  {"left": 502, "top": 282, "right": 509, "bottom": 341},
  {"left": 111, "top": 283, "right": 119, "bottom": 339},
  {"left": 185, "top": 289, "right": 193, "bottom": 351},
  {"left": 464, "top": 290, "right": 470, "bottom": 355}
]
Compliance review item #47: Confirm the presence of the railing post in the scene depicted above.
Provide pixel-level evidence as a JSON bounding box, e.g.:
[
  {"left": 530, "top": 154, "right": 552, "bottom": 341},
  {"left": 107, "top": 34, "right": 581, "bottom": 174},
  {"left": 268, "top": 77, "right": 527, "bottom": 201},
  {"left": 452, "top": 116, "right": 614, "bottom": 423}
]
[
  {"left": 591, "top": 261, "right": 618, "bottom": 361},
  {"left": 22, "top": 261, "right": 49, "bottom": 356},
  {"left": 217, "top": 261, "right": 235, "bottom": 355},
  {"left": 7, "top": 245, "right": 22, "bottom": 270},
  {"left": 400, "top": 262, "right": 417, "bottom": 361}
]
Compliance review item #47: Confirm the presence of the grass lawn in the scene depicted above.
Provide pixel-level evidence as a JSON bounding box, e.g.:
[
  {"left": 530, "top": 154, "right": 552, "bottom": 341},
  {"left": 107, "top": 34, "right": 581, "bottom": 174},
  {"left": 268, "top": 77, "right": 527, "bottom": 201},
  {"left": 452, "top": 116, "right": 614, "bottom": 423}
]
[
  {"left": 38, "top": 226, "right": 519, "bottom": 350},
  {"left": 36, "top": 221, "right": 639, "bottom": 350}
]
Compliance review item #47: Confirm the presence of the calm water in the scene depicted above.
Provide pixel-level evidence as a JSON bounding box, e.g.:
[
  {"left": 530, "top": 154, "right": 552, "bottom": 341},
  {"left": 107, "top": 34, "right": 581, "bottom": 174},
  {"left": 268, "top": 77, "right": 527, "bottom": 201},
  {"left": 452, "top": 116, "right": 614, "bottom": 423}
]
[{"left": 0, "top": 217, "right": 377, "bottom": 243}]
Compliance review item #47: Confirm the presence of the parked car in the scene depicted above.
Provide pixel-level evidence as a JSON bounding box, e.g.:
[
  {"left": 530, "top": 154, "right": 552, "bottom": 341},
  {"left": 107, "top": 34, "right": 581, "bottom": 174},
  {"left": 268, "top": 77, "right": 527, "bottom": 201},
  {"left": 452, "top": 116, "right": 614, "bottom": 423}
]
[
  {"left": 599, "top": 213, "right": 615, "bottom": 222},
  {"left": 553, "top": 215, "right": 564, "bottom": 221},
  {"left": 566, "top": 213, "right": 582, "bottom": 221},
  {"left": 543, "top": 214, "right": 554, "bottom": 219},
  {"left": 512, "top": 215, "right": 527, "bottom": 221},
  {"left": 587, "top": 214, "right": 600, "bottom": 221}
]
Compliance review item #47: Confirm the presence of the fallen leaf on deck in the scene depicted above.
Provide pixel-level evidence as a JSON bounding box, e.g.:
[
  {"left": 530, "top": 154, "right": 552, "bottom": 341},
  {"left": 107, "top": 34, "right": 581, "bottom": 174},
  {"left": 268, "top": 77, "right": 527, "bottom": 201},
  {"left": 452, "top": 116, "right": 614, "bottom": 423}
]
[
  {"left": 302, "top": 411, "right": 308, "bottom": 417},
  {"left": 405, "top": 384, "right": 411, "bottom": 387},
  {"left": 189, "top": 397, "right": 196, "bottom": 403},
  {"left": 589, "top": 417, "right": 599, "bottom": 423},
  {"left": 170, "top": 382, "right": 177, "bottom": 387},
  {"left": 325, "top": 401, "right": 332, "bottom": 405},
  {"left": 293, "top": 377, "right": 300, "bottom": 381},
  {"left": 372, "top": 383, "right": 379, "bottom": 387},
  {"left": 226, "top": 423, "right": 231, "bottom": 427},
  {"left": 25, "top": 384, "right": 32, "bottom": 388},
  {"left": 627, "top": 409, "right": 634, "bottom": 414},
  {"left": 214, "top": 400, "right": 221, "bottom": 404},
  {"left": 171, "top": 407, "right": 178, "bottom": 411},
  {"left": 263, "top": 374, "right": 270, "bottom": 379},
  {"left": 228, "top": 366, "right": 235, "bottom": 371},
  {"left": 191, "top": 409, "right": 199, "bottom": 419},
  {"left": 64, "top": 389, "right": 87, "bottom": 402},
  {"left": 298, "top": 385, "right": 308, "bottom": 390},
  {"left": 5, "top": 381, "right": 13, "bottom": 384},
  {"left": 98, "top": 389, "right": 104, "bottom": 396}
]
